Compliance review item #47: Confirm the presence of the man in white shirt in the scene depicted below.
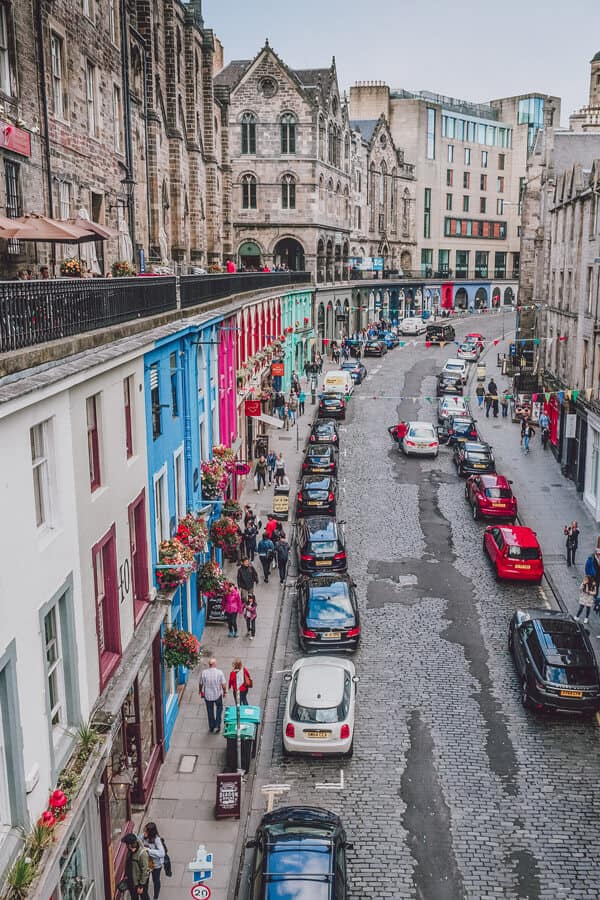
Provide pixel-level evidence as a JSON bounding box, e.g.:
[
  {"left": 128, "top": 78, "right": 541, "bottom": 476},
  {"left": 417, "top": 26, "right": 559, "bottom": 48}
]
[{"left": 199, "top": 658, "right": 227, "bottom": 733}]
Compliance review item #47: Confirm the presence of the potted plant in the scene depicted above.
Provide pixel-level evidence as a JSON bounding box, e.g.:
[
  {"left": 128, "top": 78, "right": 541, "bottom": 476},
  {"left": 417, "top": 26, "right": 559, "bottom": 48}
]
[
  {"left": 176, "top": 513, "right": 208, "bottom": 553},
  {"left": 200, "top": 460, "right": 228, "bottom": 499},
  {"left": 60, "top": 257, "right": 83, "bottom": 277},
  {"left": 222, "top": 499, "right": 242, "bottom": 520},
  {"left": 197, "top": 560, "right": 226, "bottom": 597},
  {"left": 213, "top": 445, "right": 236, "bottom": 474},
  {"left": 210, "top": 515, "right": 242, "bottom": 559},
  {"left": 156, "top": 538, "right": 196, "bottom": 590},
  {"left": 163, "top": 627, "right": 200, "bottom": 669},
  {"left": 111, "top": 260, "right": 136, "bottom": 277}
]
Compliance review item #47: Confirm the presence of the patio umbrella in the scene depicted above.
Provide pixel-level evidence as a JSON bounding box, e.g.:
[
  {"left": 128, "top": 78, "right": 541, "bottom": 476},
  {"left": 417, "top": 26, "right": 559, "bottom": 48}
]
[
  {"left": 67, "top": 216, "right": 118, "bottom": 240},
  {"left": 0, "top": 213, "right": 94, "bottom": 243},
  {"left": 0, "top": 215, "right": 21, "bottom": 237}
]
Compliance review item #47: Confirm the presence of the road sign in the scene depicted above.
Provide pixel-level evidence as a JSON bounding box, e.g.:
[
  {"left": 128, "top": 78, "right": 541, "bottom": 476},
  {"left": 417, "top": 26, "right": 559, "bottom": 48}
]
[{"left": 190, "top": 885, "right": 211, "bottom": 900}]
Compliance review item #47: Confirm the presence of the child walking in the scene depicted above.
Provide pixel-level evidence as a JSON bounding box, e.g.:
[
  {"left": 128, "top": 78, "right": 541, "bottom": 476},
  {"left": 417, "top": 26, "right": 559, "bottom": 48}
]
[
  {"left": 243, "top": 593, "right": 257, "bottom": 639},
  {"left": 575, "top": 575, "right": 596, "bottom": 625}
]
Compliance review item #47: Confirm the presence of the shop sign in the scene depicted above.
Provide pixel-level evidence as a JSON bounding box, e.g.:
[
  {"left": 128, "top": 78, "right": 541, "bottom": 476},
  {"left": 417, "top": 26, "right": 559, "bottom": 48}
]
[
  {"left": 206, "top": 596, "right": 226, "bottom": 623},
  {"left": 565, "top": 414, "right": 577, "bottom": 439},
  {"left": 215, "top": 772, "right": 241, "bottom": 819},
  {"left": 245, "top": 399, "right": 261, "bottom": 417},
  {"left": 271, "top": 362, "right": 284, "bottom": 376},
  {"left": 0, "top": 122, "right": 31, "bottom": 157}
]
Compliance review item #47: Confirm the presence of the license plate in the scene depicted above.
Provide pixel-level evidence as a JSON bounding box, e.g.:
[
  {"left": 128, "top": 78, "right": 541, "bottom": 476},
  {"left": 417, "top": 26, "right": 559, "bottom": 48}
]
[
  {"left": 305, "top": 730, "right": 330, "bottom": 739},
  {"left": 491, "top": 501, "right": 505, "bottom": 507},
  {"left": 560, "top": 690, "right": 583, "bottom": 698},
  {"left": 323, "top": 631, "right": 341, "bottom": 639},
  {"left": 474, "top": 464, "right": 487, "bottom": 469},
  {"left": 315, "top": 560, "right": 331, "bottom": 567},
  {"left": 311, "top": 466, "right": 326, "bottom": 472},
  {"left": 415, "top": 443, "right": 427, "bottom": 449},
  {"left": 515, "top": 564, "right": 531, "bottom": 570},
  {"left": 307, "top": 501, "right": 320, "bottom": 506}
]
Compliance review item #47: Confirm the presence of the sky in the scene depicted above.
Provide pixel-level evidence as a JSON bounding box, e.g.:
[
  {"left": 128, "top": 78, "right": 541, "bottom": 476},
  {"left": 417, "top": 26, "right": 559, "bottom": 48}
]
[{"left": 204, "top": 0, "right": 600, "bottom": 126}]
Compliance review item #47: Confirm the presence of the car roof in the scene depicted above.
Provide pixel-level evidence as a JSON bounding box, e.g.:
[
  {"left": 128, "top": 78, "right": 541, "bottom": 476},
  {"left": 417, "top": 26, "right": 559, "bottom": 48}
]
[
  {"left": 313, "top": 418, "right": 337, "bottom": 427},
  {"left": 407, "top": 420, "right": 435, "bottom": 430},
  {"left": 497, "top": 525, "right": 539, "bottom": 547},
  {"left": 261, "top": 805, "right": 342, "bottom": 831},
  {"left": 466, "top": 332, "right": 484, "bottom": 338},
  {"left": 450, "top": 415, "right": 474, "bottom": 423},
  {"left": 463, "top": 442, "right": 490, "bottom": 452},
  {"left": 307, "top": 443, "right": 334, "bottom": 453},
  {"left": 444, "top": 358, "right": 464, "bottom": 365},
  {"left": 304, "top": 517, "right": 338, "bottom": 538},
  {"left": 302, "top": 474, "right": 334, "bottom": 487},
  {"left": 294, "top": 662, "right": 346, "bottom": 708},
  {"left": 305, "top": 573, "right": 351, "bottom": 591}
]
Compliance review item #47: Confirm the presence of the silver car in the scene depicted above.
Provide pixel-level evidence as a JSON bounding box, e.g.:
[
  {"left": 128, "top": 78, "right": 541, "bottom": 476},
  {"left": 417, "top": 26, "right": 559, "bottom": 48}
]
[
  {"left": 402, "top": 421, "right": 439, "bottom": 457},
  {"left": 283, "top": 657, "right": 357, "bottom": 757}
]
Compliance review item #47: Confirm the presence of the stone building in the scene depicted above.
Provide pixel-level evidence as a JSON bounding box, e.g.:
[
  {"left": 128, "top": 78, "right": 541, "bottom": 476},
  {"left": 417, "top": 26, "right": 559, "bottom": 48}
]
[
  {"left": 0, "top": 0, "right": 228, "bottom": 277},
  {"left": 214, "top": 42, "right": 354, "bottom": 279}
]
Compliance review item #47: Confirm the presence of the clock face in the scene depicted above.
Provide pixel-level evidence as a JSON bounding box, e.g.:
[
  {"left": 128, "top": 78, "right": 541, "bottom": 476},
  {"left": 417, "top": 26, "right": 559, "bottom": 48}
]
[{"left": 260, "top": 77, "right": 277, "bottom": 98}]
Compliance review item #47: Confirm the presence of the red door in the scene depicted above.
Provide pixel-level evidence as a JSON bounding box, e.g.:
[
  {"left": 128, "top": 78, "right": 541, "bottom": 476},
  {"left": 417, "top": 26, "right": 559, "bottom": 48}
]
[{"left": 129, "top": 490, "right": 150, "bottom": 624}]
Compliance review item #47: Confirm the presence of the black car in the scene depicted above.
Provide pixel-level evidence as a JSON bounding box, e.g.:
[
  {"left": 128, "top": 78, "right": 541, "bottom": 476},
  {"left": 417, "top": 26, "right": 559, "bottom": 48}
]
[
  {"left": 318, "top": 392, "right": 346, "bottom": 420},
  {"left": 426, "top": 322, "right": 456, "bottom": 343},
  {"left": 297, "top": 573, "right": 360, "bottom": 652},
  {"left": 436, "top": 372, "right": 463, "bottom": 397},
  {"left": 340, "top": 360, "right": 367, "bottom": 384},
  {"left": 297, "top": 517, "right": 347, "bottom": 574},
  {"left": 509, "top": 609, "right": 600, "bottom": 714},
  {"left": 363, "top": 340, "right": 387, "bottom": 357},
  {"left": 438, "top": 415, "right": 478, "bottom": 446},
  {"left": 246, "top": 806, "right": 351, "bottom": 900},
  {"left": 454, "top": 441, "right": 496, "bottom": 476},
  {"left": 297, "top": 474, "right": 337, "bottom": 517},
  {"left": 302, "top": 443, "right": 339, "bottom": 476},
  {"left": 309, "top": 419, "right": 340, "bottom": 447}
]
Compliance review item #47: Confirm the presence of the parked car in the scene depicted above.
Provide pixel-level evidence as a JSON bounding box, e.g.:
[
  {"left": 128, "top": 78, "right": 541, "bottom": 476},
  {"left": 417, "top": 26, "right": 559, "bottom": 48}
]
[
  {"left": 438, "top": 395, "right": 469, "bottom": 423},
  {"left": 400, "top": 316, "right": 426, "bottom": 335},
  {"left": 454, "top": 441, "right": 495, "bottom": 476},
  {"left": 465, "top": 474, "right": 517, "bottom": 522},
  {"left": 465, "top": 332, "right": 485, "bottom": 351},
  {"left": 457, "top": 342, "right": 481, "bottom": 362},
  {"left": 283, "top": 657, "right": 357, "bottom": 756},
  {"left": 436, "top": 372, "right": 463, "bottom": 397},
  {"left": 297, "top": 474, "right": 337, "bottom": 517},
  {"left": 318, "top": 392, "right": 346, "bottom": 420},
  {"left": 246, "top": 806, "right": 352, "bottom": 899},
  {"left": 302, "top": 443, "right": 339, "bottom": 476},
  {"left": 401, "top": 421, "right": 439, "bottom": 457},
  {"left": 297, "top": 517, "right": 347, "bottom": 573},
  {"left": 441, "top": 358, "right": 468, "bottom": 384},
  {"left": 297, "top": 573, "right": 360, "bottom": 653},
  {"left": 378, "top": 330, "right": 400, "bottom": 348},
  {"left": 323, "top": 370, "right": 354, "bottom": 396},
  {"left": 340, "top": 360, "right": 367, "bottom": 384},
  {"left": 509, "top": 609, "right": 600, "bottom": 713},
  {"left": 363, "top": 340, "right": 387, "bottom": 357},
  {"left": 483, "top": 524, "right": 543, "bottom": 583},
  {"left": 310, "top": 419, "right": 340, "bottom": 447},
  {"left": 438, "top": 415, "right": 478, "bottom": 446},
  {"left": 425, "top": 322, "right": 455, "bottom": 343}
]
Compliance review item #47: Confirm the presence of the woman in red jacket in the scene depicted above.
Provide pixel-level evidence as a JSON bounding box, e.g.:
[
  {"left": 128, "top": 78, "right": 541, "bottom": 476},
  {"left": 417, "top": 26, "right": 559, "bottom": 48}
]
[{"left": 228, "top": 658, "right": 253, "bottom": 705}]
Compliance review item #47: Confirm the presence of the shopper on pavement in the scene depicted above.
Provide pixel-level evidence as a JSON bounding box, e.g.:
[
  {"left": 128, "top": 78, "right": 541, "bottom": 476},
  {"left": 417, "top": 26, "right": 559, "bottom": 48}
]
[
  {"left": 585, "top": 548, "right": 600, "bottom": 609},
  {"left": 121, "top": 834, "right": 151, "bottom": 900},
  {"left": 276, "top": 534, "right": 290, "bottom": 584},
  {"left": 522, "top": 421, "right": 535, "bottom": 454},
  {"left": 237, "top": 557, "right": 259, "bottom": 600},
  {"left": 221, "top": 583, "right": 242, "bottom": 637},
  {"left": 476, "top": 384, "right": 485, "bottom": 408},
  {"left": 142, "top": 823, "right": 165, "bottom": 900},
  {"left": 266, "top": 450, "right": 277, "bottom": 484},
  {"left": 243, "top": 519, "right": 259, "bottom": 560},
  {"left": 565, "top": 521, "right": 580, "bottom": 567},
  {"left": 484, "top": 391, "right": 493, "bottom": 418},
  {"left": 264, "top": 516, "right": 278, "bottom": 539},
  {"left": 575, "top": 576, "right": 596, "bottom": 625},
  {"left": 274, "top": 453, "right": 286, "bottom": 486},
  {"left": 298, "top": 389, "right": 306, "bottom": 415},
  {"left": 243, "top": 593, "right": 257, "bottom": 639},
  {"left": 229, "top": 658, "right": 252, "bottom": 705},
  {"left": 243, "top": 504, "right": 256, "bottom": 528},
  {"left": 254, "top": 455, "right": 268, "bottom": 492},
  {"left": 199, "top": 657, "right": 227, "bottom": 733},
  {"left": 257, "top": 532, "right": 275, "bottom": 582},
  {"left": 501, "top": 389, "right": 510, "bottom": 418}
]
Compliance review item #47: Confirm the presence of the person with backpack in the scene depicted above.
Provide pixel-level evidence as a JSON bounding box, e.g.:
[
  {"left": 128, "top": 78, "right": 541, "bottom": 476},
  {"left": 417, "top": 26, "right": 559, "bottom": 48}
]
[
  {"left": 242, "top": 520, "right": 259, "bottom": 561},
  {"left": 276, "top": 534, "right": 290, "bottom": 584},
  {"left": 257, "top": 532, "right": 275, "bottom": 582},
  {"left": 229, "top": 658, "right": 253, "bottom": 705},
  {"left": 142, "top": 823, "right": 170, "bottom": 899},
  {"left": 254, "top": 455, "right": 268, "bottom": 492}
]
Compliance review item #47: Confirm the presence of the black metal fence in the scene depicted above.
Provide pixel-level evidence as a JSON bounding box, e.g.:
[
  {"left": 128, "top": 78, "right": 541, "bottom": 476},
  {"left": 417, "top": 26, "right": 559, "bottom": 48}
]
[
  {"left": 180, "top": 271, "right": 312, "bottom": 309},
  {"left": 0, "top": 276, "right": 177, "bottom": 353}
]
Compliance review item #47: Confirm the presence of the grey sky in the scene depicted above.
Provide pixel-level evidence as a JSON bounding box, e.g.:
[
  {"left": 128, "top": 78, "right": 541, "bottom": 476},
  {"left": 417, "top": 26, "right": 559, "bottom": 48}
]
[{"left": 204, "top": 0, "right": 600, "bottom": 125}]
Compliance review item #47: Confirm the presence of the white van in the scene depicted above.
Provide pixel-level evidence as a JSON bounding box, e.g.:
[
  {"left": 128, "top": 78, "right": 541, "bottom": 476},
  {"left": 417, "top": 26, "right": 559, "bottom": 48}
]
[{"left": 323, "top": 370, "right": 354, "bottom": 396}]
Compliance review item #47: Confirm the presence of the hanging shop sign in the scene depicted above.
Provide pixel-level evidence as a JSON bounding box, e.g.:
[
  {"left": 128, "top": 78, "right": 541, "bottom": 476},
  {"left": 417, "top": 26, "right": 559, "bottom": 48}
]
[
  {"left": 0, "top": 122, "right": 31, "bottom": 157},
  {"left": 271, "top": 362, "right": 285, "bottom": 376},
  {"left": 244, "top": 399, "right": 261, "bottom": 417}
]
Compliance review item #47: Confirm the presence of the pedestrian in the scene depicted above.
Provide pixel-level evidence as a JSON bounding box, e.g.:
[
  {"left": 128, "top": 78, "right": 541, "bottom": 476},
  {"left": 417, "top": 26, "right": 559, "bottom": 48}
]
[
  {"left": 256, "top": 436, "right": 267, "bottom": 458},
  {"left": 237, "top": 557, "right": 259, "bottom": 600},
  {"left": 315, "top": 352, "right": 323, "bottom": 373},
  {"left": 501, "top": 389, "right": 510, "bottom": 418},
  {"left": 298, "top": 389, "right": 306, "bottom": 415},
  {"left": 575, "top": 576, "right": 596, "bottom": 625},
  {"left": 254, "top": 455, "right": 268, "bottom": 492},
  {"left": 304, "top": 359, "right": 311, "bottom": 379},
  {"left": 257, "top": 532, "right": 275, "bottom": 582},
  {"left": 276, "top": 533, "right": 290, "bottom": 584},
  {"left": 289, "top": 393, "right": 298, "bottom": 421},
  {"left": 287, "top": 402, "right": 296, "bottom": 428},
  {"left": 292, "top": 372, "right": 301, "bottom": 394},
  {"left": 243, "top": 504, "right": 255, "bottom": 528},
  {"left": 476, "top": 384, "right": 485, "bottom": 408},
  {"left": 281, "top": 402, "right": 290, "bottom": 430},
  {"left": 229, "top": 658, "right": 252, "bottom": 705},
  {"left": 264, "top": 515, "right": 278, "bottom": 540},
  {"left": 121, "top": 834, "right": 151, "bottom": 900},
  {"left": 266, "top": 450, "right": 277, "bottom": 484},
  {"left": 564, "top": 520, "right": 580, "bottom": 567},
  {"left": 274, "top": 453, "right": 286, "bottom": 486},
  {"left": 142, "top": 823, "right": 166, "bottom": 900},
  {"left": 484, "top": 392, "right": 492, "bottom": 418},
  {"left": 243, "top": 520, "right": 259, "bottom": 560},
  {"left": 199, "top": 657, "right": 227, "bottom": 733},
  {"left": 522, "top": 421, "right": 535, "bottom": 454},
  {"left": 221, "top": 582, "right": 242, "bottom": 637},
  {"left": 243, "top": 593, "right": 257, "bottom": 638}
]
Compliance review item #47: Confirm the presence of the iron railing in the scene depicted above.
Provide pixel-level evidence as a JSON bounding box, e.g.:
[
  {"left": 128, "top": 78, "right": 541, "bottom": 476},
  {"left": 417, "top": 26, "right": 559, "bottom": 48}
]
[
  {"left": 180, "top": 271, "right": 312, "bottom": 309},
  {"left": 0, "top": 276, "right": 177, "bottom": 352}
]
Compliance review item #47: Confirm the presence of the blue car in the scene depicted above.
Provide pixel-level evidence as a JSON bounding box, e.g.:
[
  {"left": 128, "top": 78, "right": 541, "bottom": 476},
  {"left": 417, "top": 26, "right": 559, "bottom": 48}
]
[
  {"left": 378, "top": 331, "right": 399, "bottom": 349},
  {"left": 340, "top": 360, "right": 367, "bottom": 383}
]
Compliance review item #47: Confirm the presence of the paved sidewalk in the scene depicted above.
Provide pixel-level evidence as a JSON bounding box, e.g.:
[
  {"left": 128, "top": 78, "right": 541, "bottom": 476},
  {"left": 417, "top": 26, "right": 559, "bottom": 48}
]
[
  {"left": 472, "top": 334, "right": 600, "bottom": 637},
  {"left": 143, "top": 364, "right": 334, "bottom": 900}
]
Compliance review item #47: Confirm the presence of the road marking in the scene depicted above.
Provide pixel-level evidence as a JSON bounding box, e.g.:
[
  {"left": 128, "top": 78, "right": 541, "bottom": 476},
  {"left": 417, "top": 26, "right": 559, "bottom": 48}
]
[{"left": 315, "top": 770, "right": 345, "bottom": 791}]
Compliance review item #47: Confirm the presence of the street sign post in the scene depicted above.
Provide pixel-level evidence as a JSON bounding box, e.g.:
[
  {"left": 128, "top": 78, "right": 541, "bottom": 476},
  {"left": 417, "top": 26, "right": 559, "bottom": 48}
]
[{"left": 190, "top": 885, "right": 211, "bottom": 900}]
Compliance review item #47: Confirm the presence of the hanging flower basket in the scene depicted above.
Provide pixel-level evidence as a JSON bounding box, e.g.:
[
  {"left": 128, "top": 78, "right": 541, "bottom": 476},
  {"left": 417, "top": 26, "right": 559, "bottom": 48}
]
[
  {"left": 210, "top": 515, "right": 242, "bottom": 555},
  {"left": 156, "top": 538, "right": 196, "bottom": 590},
  {"left": 213, "top": 445, "right": 236, "bottom": 475},
  {"left": 304, "top": 317, "right": 310, "bottom": 325},
  {"left": 197, "top": 560, "right": 226, "bottom": 596},
  {"left": 222, "top": 499, "right": 242, "bottom": 520},
  {"left": 201, "top": 460, "right": 228, "bottom": 499},
  {"left": 163, "top": 627, "right": 200, "bottom": 669},
  {"left": 60, "top": 257, "right": 83, "bottom": 277},
  {"left": 111, "top": 260, "right": 136, "bottom": 278},
  {"left": 176, "top": 513, "right": 208, "bottom": 553}
]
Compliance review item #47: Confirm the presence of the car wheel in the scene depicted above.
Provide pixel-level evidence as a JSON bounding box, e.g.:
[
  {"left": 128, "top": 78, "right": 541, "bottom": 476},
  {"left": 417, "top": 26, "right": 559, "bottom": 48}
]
[
  {"left": 458, "top": 465, "right": 465, "bottom": 477},
  {"left": 521, "top": 677, "right": 533, "bottom": 710},
  {"left": 464, "top": 484, "right": 470, "bottom": 500},
  {"left": 472, "top": 503, "right": 480, "bottom": 521}
]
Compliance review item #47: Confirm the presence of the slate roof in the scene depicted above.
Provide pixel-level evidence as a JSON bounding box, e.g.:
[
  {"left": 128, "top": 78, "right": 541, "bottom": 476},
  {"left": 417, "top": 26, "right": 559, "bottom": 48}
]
[
  {"left": 294, "top": 68, "right": 331, "bottom": 86},
  {"left": 213, "top": 59, "right": 251, "bottom": 88},
  {"left": 350, "top": 119, "right": 378, "bottom": 142}
]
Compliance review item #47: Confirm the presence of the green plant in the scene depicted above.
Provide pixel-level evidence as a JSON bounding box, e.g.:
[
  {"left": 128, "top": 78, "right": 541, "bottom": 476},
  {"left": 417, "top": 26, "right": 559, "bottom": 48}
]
[
  {"left": 75, "top": 721, "right": 100, "bottom": 759},
  {"left": 111, "top": 260, "right": 136, "bottom": 277},
  {"left": 6, "top": 856, "right": 36, "bottom": 899},
  {"left": 56, "top": 769, "right": 78, "bottom": 795},
  {"left": 26, "top": 823, "right": 54, "bottom": 860}
]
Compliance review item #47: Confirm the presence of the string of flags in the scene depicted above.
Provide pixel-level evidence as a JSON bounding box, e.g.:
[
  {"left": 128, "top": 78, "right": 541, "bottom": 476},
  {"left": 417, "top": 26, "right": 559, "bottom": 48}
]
[
  {"left": 354, "top": 388, "right": 592, "bottom": 403},
  {"left": 357, "top": 336, "right": 569, "bottom": 349}
]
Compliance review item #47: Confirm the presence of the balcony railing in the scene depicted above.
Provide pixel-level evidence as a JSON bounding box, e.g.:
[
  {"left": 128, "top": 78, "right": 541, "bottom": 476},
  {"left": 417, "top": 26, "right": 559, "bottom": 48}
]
[{"left": 0, "top": 272, "right": 312, "bottom": 354}]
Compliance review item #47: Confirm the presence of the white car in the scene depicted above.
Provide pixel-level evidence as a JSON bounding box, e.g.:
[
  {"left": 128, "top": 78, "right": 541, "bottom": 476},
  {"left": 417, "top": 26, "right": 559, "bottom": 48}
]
[
  {"left": 441, "top": 358, "right": 468, "bottom": 384},
  {"left": 438, "top": 395, "right": 469, "bottom": 423},
  {"left": 457, "top": 342, "right": 480, "bottom": 362},
  {"left": 400, "top": 316, "right": 426, "bottom": 335},
  {"left": 283, "top": 657, "right": 357, "bottom": 757},
  {"left": 402, "top": 421, "right": 439, "bottom": 457}
]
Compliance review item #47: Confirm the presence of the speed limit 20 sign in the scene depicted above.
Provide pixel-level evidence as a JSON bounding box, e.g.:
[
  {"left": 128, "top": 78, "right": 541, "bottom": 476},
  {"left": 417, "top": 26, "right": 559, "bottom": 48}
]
[{"left": 190, "top": 885, "right": 211, "bottom": 900}]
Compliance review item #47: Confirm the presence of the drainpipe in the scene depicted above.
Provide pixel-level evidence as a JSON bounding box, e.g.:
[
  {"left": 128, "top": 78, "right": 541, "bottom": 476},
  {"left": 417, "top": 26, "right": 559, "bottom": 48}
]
[
  {"left": 34, "top": 0, "right": 55, "bottom": 269},
  {"left": 120, "top": 0, "right": 136, "bottom": 253},
  {"left": 130, "top": 26, "right": 152, "bottom": 258}
]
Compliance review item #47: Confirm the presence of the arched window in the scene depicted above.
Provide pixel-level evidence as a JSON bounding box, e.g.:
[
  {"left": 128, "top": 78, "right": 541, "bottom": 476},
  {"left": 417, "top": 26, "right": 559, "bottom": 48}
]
[
  {"left": 241, "top": 174, "right": 257, "bottom": 209},
  {"left": 380, "top": 161, "right": 387, "bottom": 206},
  {"left": 319, "top": 174, "right": 324, "bottom": 206},
  {"left": 318, "top": 115, "right": 325, "bottom": 160},
  {"left": 281, "top": 174, "right": 296, "bottom": 209},
  {"left": 241, "top": 113, "right": 256, "bottom": 154},
  {"left": 280, "top": 113, "right": 296, "bottom": 154},
  {"left": 328, "top": 122, "right": 334, "bottom": 164},
  {"left": 344, "top": 134, "right": 350, "bottom": 173}
]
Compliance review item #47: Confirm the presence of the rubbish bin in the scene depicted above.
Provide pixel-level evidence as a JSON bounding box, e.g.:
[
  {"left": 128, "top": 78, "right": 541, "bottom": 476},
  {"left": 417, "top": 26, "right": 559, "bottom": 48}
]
[
  {"left": 224, "top": 705, "right": 261, "bottom": 726},
  {"left": 273, "top": 483, "right": 290, "bottom": 520},
  {"left": 223, "top": 721, "right": 256, "bottom": 772}
]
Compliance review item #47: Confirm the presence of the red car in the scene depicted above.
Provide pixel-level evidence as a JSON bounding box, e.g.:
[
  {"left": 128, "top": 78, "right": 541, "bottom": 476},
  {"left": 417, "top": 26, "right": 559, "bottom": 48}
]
[
  {"left": 465, "top": 474, "right": 517, "bottom": 522},
  {"left": 465, "top": 332, "right": 485, "bottom": 350},
  {"left": 483, "top": 525, "right": 544, "bottom": 584}
]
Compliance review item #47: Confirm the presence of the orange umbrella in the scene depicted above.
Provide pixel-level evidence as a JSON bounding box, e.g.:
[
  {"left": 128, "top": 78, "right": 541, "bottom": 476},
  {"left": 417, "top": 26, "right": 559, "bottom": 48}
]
[
  {"left": 66, "top": 217, "right": 117, "bottom": 240},
  {"left": 0, "top": 213, "right": 94, "bottom": 243}
]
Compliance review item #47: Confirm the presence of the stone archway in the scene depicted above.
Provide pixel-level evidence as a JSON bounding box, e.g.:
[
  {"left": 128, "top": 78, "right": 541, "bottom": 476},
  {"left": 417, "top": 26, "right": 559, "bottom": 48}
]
[
  {"left": 474, "top": 287, "right": 488, "bottom": 309},
  {"left": 455, "top": 287, "right": 468, "bottom": 310},
  {"left": 273, "top": 237, "right": 305, "bottom": 271},
  {"left": 238, "top": 240, "right": 262, "bottom": 269},
  {"left": 504, "top": 286, "right": 515, "bottom": 305},
  {"left": 492, "top": 287, "right": 501, "bottom": 308}
]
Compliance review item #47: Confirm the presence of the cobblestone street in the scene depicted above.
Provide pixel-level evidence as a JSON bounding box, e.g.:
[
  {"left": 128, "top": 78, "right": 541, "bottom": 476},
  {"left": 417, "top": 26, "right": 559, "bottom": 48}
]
[{"left": 240, "top": 314, "right": 600, "bottom": 900}]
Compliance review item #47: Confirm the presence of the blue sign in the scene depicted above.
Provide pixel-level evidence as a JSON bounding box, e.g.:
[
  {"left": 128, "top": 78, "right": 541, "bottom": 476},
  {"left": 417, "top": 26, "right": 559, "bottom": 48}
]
[{"left": 372, "top": 257, "right": 384, "bottom": 271}]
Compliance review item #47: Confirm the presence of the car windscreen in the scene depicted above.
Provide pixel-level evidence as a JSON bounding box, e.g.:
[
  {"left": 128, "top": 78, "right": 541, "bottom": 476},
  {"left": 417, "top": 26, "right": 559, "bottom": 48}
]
[
  {"left": 408, "top": 427, "right": 432, "bottom": 439},
  {"left": 307, "top": 584, "right": 354, "bottom": 627},
  {"left": 308, "top": 540, "right": 338, "bottom": 554},
  {"left": 544, "top": 664, "right": 598, "bottom": 686},
  {"left": 459, "top": 344, "right": 474, "bottom": 352},
  {"left": 307, "top": 447, "right": 331, "bottom": 458},
  {"left": 444, "top": 363, "right": 464, "bottom": 371},
  {"left": 507, "top": 545, "right": 540, "bottom": 560},
  {"left": 453, "top": 421, "right": 474, "bottom": 433},
  {"left": 485, "top": 488, "right": 512, "bottom": 499},
  {"left": 466, "top": 449, "right": 490, "bottom": 459},
  {"left": 265, "top": 840, "right": 333, "bottom": 900},
  {"left": 303, "top": 476, "right": 331, "bottom": 490}
]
